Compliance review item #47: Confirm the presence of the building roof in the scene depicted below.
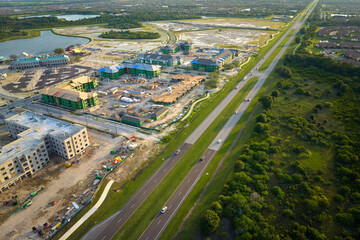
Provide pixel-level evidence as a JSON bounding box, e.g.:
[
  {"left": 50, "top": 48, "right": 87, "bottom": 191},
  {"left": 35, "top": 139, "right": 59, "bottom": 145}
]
[
  {"left": 152, "top": 107, "right": 168, "bottom": 118},
  {"left": 42, "top": 87, "right": 97, "bottom": 102},
  {"left": 98, "top": 65, "right": 119, "bottom": 73},
  {"left": 13, "top": 57, "right": 40, "bottom": 64},
  {"left": 41, "top": 55, "right": 69, "bottom": 62},
  {"left": 138, "top": 53, "right": 175, "bottom": 61},
  {"left": 121, "top": 115, "right": 144, "bottom": 124},
  {"left": 1, "top": 111, "right": 85, "bottom": 164},
  {"left": 191, "top": 58, "right": 218, "bottom": 66},
  {"left": 132, "top": 63, "right": 161, "bottom": 71},
  {"left": 69, "top": 76, "right": 94, "bottom": 87}
]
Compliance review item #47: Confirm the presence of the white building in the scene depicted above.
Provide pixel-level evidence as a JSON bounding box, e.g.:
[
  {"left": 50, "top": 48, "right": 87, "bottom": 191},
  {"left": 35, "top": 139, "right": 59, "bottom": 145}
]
[{"left": 0, "top": 111, "right": 89, "bottom": 193}]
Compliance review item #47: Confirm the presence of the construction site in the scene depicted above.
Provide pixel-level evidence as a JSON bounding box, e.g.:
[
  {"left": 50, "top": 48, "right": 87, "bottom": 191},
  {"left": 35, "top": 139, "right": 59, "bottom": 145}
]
[
  {"left": 89, "top": 74, "right": 207, "bottom": 129},
  {"left": 0, "top": 112, "right": 155, "bottom": 240}
]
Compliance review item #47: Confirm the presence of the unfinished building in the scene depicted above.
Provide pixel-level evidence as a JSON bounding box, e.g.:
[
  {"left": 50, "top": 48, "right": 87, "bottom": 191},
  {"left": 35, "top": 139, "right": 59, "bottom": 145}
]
[
  {"left": 152, "top": 74, "right": 206, "bottom": 105},
  {"left": 137, "top": 54, "right": 182, "bottom": 67},
  {"left": 191, "top": 49, "right": 238, "bottom": 72},
  {"left": 98, "top": 63, "right": 161, "bottom": 79},
  {"left": 41, "top": 76, "right": 99, "bottom": 110},
  {"left": 0, "top": 111, "right": 89, "bottom": 193},
  {"left": 160, "top": 41, "right": 193, "bottom": 54}
]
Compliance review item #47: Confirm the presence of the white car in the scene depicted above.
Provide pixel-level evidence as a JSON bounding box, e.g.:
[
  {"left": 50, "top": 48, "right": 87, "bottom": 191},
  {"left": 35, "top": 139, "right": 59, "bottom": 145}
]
[
  {"left": 161, "top": 206, "right": 168, "bottom": 213},
  {"left": 217, "top": 139, "right": 222, "bottom": 144},
  {"left": 175, "top": 149, "right": 180, "bottom": 155}
]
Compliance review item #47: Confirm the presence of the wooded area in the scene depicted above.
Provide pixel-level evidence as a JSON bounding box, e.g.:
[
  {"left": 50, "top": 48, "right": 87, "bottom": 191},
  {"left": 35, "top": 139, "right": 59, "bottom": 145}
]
[{"left": 100, "top": 30, "right": 160, "bottom": 39}]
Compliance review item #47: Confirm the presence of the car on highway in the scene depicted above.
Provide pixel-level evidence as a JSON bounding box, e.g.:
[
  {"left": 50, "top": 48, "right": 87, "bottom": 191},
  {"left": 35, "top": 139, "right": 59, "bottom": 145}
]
[
  {"left": 235, "top": 86, "right": 238, "bottom": 89},
  {"left": 217, "top": 139, "right": 222, "bottom": 144},
  {"left": 235, "top": 111, "right": 238, "bottom": 114},
  {"left": 161, "top": 206, "right": 168, "bottom": 213},
  {"left": 200, "top": 156, "right": 205, "bottom": 161},
  {"left": 175, "top": 149, "right": 180, "bottom": 155}
]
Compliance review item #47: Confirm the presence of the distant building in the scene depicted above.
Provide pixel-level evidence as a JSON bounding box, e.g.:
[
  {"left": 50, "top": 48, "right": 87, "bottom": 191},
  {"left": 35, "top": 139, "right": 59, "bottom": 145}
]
[
  {"left": 10, "top": 55, "right": 69, "bottom": 70},
  {"left": 0, "top": 111, "right": 89, "bottom": 193},
  {"left": 41, "top": 76, "right": 99, "bottom": 110},
  {"left": 121, "top": 115, "right": 145, "bottom": 127},
  {"left": 98, "top": 63, "right": 161, "bottom": 79},
  {"left": 191, "top": 49, "right": 237, "bottom": 72},
  {"left": 160, "top": 41, "right": 193, "bottom": 54},
  {"left": 343, "top": 50, "right": 360, "bottom": 61},
  {"left": 151, "top": 107, "right": 169, "bottom": 120},
  {"left": 137, "top": 53, "right": 177, "bottom": 66},
  {"left": 160, "top": 44, "right": 179, "bottom": 54}
]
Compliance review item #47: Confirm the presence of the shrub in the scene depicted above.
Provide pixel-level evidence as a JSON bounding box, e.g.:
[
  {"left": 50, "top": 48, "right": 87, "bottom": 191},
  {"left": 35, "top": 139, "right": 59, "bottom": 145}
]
[{"left": 201, "top": 210, "right": 220, "bottom": 234}]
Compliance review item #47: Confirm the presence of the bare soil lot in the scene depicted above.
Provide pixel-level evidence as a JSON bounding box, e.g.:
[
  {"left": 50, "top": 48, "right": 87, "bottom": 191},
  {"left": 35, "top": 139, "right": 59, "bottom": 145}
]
[
  {"left": 176, "top": 18, "right": 285, "bottom": 29},
  {"left": 178, "top": 29, "right": 272, "bottom": 48},
  {"left": 0, "top": 129, "right": 126, "bottom": 240}
]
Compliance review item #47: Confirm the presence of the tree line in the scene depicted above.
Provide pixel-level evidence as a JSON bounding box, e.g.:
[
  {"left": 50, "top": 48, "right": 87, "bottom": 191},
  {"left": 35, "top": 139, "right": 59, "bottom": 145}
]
[{"left": 100, "top": 30, "right": 160, "bottom": 39}]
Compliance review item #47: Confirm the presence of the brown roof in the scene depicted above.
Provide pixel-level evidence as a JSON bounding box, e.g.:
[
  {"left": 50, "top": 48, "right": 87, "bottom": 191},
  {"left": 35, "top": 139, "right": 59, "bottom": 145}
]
[{"left": 42, "top": 87, "right": 97, "bottom": 102}]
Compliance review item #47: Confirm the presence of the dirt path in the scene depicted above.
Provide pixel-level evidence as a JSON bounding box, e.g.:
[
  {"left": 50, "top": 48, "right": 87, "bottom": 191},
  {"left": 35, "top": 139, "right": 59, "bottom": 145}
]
[{"left": 0, "top": 131, "right": 125, "bottom": 240}]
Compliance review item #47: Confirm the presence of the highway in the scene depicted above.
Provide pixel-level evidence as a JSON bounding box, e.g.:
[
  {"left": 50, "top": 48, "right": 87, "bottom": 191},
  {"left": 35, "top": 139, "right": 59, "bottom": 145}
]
[
  {"left": 138, "top": 1, "right": 318, "bottom": 239},
  {"left": 79, "top": 1, "right": 318, "bottom": 239}
]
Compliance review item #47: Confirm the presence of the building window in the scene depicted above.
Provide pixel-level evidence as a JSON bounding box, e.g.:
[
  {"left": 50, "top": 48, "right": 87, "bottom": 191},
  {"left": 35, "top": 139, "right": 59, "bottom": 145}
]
[
  {"left": 24, "top": 167, "right": 29, "bottom": 171},
  {"left": 4, "top": 177, "right": 9, "bottom": 181},
  {"left": 0, "top": 167, "right": 4, "bottom": 171},
  {"left": 8, "top": 163, "right": 12, "bottom": 167}
]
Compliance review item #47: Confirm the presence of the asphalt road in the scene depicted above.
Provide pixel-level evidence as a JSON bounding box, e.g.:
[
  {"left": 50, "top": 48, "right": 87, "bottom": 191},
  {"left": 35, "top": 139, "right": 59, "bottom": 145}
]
[
  {"left": 81, "top": 143, "right": 192, "bottom": 240},
  {"left": 136, "top": 1, "right": 318, "bottom": 239},
  {"left": 79, "top": 1, "right": 317, "bottom": 239},
  {"left": 138, "top": 149, "right": 217, "bottom": 240},
  {"left": 0, "top": 96, "right": 154, "bottom": 139}
]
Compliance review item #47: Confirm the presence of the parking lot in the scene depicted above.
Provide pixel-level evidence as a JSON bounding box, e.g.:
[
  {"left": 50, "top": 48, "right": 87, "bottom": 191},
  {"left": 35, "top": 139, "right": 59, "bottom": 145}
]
[{"left": 2, "top": 65, "right": 94, "bottom": 93}]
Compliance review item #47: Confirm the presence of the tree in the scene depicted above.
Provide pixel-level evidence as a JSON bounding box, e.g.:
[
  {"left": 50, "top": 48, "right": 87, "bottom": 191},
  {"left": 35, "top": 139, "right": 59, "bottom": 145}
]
[
  {"left": 295, "top": 36, "right": 301, "bottom": 43},
  {"left": 201, "top": 210, "right": 220, "bottom": 235},
  {"left": 271, "top": 90, "right": 280, "bottom": 97},
  {"left": 256, "top": 113, "right": 267, "bottom": 123},
  {"left": 259, "top": 96, "right": 273, "bottom": 109},
  {"left": 276, "top": 66, "right": 293, "bottom": 78},
  {"left": 54, "top": 48, "right": 65, "bottom": 55}
]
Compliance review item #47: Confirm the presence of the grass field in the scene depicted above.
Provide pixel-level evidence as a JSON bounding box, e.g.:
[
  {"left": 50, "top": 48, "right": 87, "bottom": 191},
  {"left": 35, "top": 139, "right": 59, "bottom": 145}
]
[{"left": 0, "top": 30, "right": 40, "bottom": 42}]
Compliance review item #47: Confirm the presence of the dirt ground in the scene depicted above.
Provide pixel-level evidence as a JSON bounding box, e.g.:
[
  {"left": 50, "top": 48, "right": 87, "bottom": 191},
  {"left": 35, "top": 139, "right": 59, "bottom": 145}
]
[
  {"left": 178, "top": 29, "right": 272, "bottom": 48},
  {"left": 177, "top": 18, "right": 285, "bottom": 29},
  {"left": 0, "top": 129, "right": 131, "bottom": 240}
]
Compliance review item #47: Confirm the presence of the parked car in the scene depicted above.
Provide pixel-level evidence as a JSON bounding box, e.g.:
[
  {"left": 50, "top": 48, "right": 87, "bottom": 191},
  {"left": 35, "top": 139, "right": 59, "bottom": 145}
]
[
  {"left": 161, "top": 206, "right": 168, "bottom": 213},
  {"left": 175, "top": 149, "right": 181, "bottom": 155}
]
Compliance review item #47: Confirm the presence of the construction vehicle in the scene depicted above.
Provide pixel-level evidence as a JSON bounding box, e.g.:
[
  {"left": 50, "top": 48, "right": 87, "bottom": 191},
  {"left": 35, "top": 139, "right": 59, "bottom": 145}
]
[
  {"left": 110, "top": 150, "right": 117, "bottom": 154},
  {"left": 64, "top": 161, "right": 72, "bottom": 167}
]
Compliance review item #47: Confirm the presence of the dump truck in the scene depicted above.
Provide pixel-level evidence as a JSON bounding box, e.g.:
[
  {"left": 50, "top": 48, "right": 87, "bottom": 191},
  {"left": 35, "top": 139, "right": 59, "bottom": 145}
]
[{"left": 64, "top": 161, "right": 72, "bottom": 167}]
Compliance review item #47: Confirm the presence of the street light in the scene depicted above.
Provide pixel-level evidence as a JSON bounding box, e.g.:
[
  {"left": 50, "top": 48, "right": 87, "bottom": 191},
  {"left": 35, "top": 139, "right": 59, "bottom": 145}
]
[{"left": 114, "top": 123, "right": 118, "bottom": 135}]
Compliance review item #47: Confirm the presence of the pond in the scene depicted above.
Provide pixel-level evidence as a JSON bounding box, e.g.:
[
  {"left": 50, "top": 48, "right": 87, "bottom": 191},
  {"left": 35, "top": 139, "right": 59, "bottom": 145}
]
[
  {"left": 0, "top": 30, "right": 89, "bottom": 58},
  {"left": 19, "top": 14, "right": 100, "bottom": 21}
]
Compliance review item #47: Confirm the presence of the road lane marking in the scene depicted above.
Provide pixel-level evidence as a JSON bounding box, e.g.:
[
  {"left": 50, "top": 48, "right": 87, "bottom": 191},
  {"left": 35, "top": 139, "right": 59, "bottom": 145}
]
[
  {"left": 157, "top": 220, "right": 162, "bottom": 225},
  {"left": 131, "top": 204, "right": 134, "bottom": 209},
  {"left": 101, "top": 236, "right": 107, "bottom": 240},
  {"left": 178, "top": 191, "right": 182, "bottom": 196},
  {"left": 143, "top": 190, "right": 147, "bottom": 195},
  {"left": 117, "top": 218, "right": 122, "bottom": 223},
  {"left": 195, "top": 169, "right": 198, "bottom": 173},
  {"left": 188, "top": 179, "right": 191, "bottom": 184}
]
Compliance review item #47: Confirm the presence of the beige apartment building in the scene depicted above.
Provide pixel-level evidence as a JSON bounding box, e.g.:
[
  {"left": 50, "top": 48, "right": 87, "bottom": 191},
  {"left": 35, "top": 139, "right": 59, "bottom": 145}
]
[{"left": 0, "top": 111, "right": 90, "bottom": 193}]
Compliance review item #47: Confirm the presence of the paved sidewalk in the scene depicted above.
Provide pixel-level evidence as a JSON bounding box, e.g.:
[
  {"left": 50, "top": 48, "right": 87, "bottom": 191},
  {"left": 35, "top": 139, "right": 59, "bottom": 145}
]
[{"left": 59, "top": 180, "right": 114, "bottom": 240}]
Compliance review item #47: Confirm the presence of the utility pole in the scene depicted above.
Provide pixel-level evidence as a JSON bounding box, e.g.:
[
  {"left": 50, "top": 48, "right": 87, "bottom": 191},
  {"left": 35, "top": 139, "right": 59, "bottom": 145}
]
[
  {"left": 114, "top": 123, "right": 118, "bottom": 135},
  {"left": 84, "top": 114, "right": 88, "bottom": 126}
]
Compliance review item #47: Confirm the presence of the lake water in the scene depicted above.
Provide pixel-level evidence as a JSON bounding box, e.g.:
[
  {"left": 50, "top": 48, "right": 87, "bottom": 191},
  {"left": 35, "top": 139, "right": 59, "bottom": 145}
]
[
  {"left": 19, "top": 14, "right": 100, "bottom": 21},
  {"left": 0, "top": 30, "right": 89, "bottom": 58}
]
